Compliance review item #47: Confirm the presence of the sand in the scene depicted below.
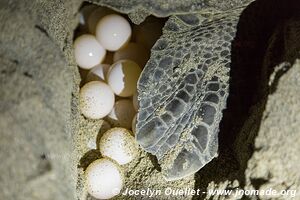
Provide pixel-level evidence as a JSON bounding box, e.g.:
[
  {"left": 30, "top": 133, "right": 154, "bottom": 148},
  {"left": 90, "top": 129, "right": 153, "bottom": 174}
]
[{"left": 0, "top": 0, "right": 299, "bottom": 200}]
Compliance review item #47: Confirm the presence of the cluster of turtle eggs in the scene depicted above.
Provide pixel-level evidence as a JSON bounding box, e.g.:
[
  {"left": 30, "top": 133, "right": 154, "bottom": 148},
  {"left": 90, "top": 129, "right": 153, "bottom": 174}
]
[{"left": 74, "top": 5, "right": 162, "bottom": 200}]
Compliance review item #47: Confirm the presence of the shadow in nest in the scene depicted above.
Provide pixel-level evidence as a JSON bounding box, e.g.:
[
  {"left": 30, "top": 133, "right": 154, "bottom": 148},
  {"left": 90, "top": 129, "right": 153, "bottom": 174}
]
[
  {"left": 193, "top": 0, "right": 300, "bottom": 198},
  {"left": 79, "top": 149, "right": 102, "bottom": 170}
]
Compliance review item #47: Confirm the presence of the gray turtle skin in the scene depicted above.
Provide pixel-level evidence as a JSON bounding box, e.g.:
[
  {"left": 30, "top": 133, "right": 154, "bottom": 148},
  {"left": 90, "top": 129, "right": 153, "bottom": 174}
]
[
  {"left": 93, "top": 0, "right": 253, "bottom": 181},
  {"left": 137, "top": 10, "right": 241, "bottom": 181}
]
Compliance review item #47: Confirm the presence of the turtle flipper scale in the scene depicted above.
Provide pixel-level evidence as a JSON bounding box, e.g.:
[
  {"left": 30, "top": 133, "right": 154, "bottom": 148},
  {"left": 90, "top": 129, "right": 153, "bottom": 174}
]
[{"left": 136, "top": 10, "right": 242, "bottom": 181}]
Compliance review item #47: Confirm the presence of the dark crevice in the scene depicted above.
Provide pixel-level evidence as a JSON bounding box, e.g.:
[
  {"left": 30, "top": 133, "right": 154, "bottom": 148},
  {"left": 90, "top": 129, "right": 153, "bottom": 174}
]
[
  {"left": 79, "top": 149, "right": 102, "bottom": 170},
  {"left": 250, "top": 178, "right": 269, "bottom": 190},
  {"left": 148, "top": 153, "right": 161, "bottom": 172},
  {"left": 40, "top": 153, "right": 47, "bottom": 160},
  {"left": 12, "top": 59, "right": 19, "bottom": 65},
  {"left": 23, "top": 71, "right": 33, "bottom": 78},
  {"left": 193, "top": 0, "right": 300, "bottom": 197},
  {"left": 62, "top": 34, "right": 69, "bottom": 52},
  {"left": 35, "top": 24, "right": 50, "bottom": 38}
]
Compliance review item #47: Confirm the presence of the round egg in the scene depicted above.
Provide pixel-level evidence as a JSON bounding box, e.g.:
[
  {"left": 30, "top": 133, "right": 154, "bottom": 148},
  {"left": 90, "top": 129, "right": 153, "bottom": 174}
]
[
  {"left": 80, "top": 81, "right": 114, "bottom": 119},
  {"left": 87, "top": 7, "right": 115, "bottom": 34},
  {"left": 107, "top": 99, "right": 136, "bottom": 129},
  {"left": 132, "top": 114, "right": 137, "bottom": 135},
  {"left": 132, "top": 91, "right": 139, "bottom": 112},
  {"left": 85, "top": 64, "right": 110, "bottom": 83},
  {"left": 74, "top": 34, "right": 106, "bottom": 69},
  {"left": 107, "top": 60, "right": 141, "bottom": 97},
  {"left": 85, "top": 158, "right": 123, "bottom": 199},
  {"left": 100, "top": 127, "right": 138, "bottom": 165},
  {"left": 96, "top": 14, "right": 131, "bottom": 51},
  {"left": 113, "top": 43, "right": 150, "bottom": 68}
]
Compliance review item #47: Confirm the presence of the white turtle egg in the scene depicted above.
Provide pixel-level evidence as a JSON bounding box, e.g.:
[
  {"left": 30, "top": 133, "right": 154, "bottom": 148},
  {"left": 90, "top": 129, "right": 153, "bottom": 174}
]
[
  {"left": 132, "top": 114, "right": 137, "bottom": 135},
  {"left": 87, "top": 7, "right": 115, "bottom": 34},
  {"left": 107, "top": 60, "right": 141, "bottom": 97},
  {"left": 132, "top": 91, "right": 139, "bottom": 112},
  {"left": 96, "top": 14, "right": 132, "bottom": 51},
  {"left": 74, "top": 34, "right": 106, "bottom": 69},
  {"left": 100, "top": 127, "right": 138, "bottom": 165},
  {"left": 85, "top": 64, "right": 110, "bottom": 83},
  {"left": 107, "top": 99, "right": 136, "bottom": 129},
  {"left": 113, "top": 43, "right": 150, "bottom": 68},
  {"left": 85, "top": 158, "right": 123, "bottom": 199},
  {"left": 80, "top": 81, "right": 114, "bottom": 119}
]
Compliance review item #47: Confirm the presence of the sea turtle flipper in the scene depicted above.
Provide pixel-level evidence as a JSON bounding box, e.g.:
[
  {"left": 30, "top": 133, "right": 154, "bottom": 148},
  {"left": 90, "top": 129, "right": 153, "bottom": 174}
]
[{"left": 136, "top": 10, "right": 242, "bottom": 181}]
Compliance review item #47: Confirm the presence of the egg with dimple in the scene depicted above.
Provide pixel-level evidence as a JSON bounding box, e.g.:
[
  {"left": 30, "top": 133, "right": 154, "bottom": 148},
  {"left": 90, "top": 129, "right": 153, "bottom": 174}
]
[
  {"left": 85, "top": 158, "right": 123, "bottom": 199},
  {"left": 96, "top": 14, "right": 131, "bottom": 51},
  {"left": 113, "top": 43, "right": 150, "bottom": 68},
  {"left": 80, "top": 81, "right": 114, "bottom": 119},
  {"left": 107, "top": 99, "right": 136, "bottom": 129},
  {"left": 74, "top": 34, "right": 106, "bottom": 69},
  {"left": 107, "top": 60, "right": 141, "bottom": 97},
  {"left": 100, "top": 127, "right": 138, "bottom": 165},
  {"left": 85, "top": 63, "right": 110, "bottom": 83}
]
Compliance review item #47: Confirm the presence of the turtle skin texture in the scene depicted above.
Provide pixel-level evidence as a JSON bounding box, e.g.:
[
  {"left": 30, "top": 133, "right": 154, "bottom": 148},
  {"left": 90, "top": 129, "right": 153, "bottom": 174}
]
[
  {"left": 92, "top": 0, "right": 253, "bottom": 181},
  {"left": 136, "top": 10, "right": 242, "bottom": 181}
]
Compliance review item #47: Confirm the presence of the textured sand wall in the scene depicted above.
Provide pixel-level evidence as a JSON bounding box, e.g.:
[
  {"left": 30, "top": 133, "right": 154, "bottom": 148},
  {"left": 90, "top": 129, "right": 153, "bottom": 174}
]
[
  {"left": 0, "top": 0, "right": 80, "bottom": 199},
  {"left": 0, "top": 0, "right": 299, "bottom": 200}
]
